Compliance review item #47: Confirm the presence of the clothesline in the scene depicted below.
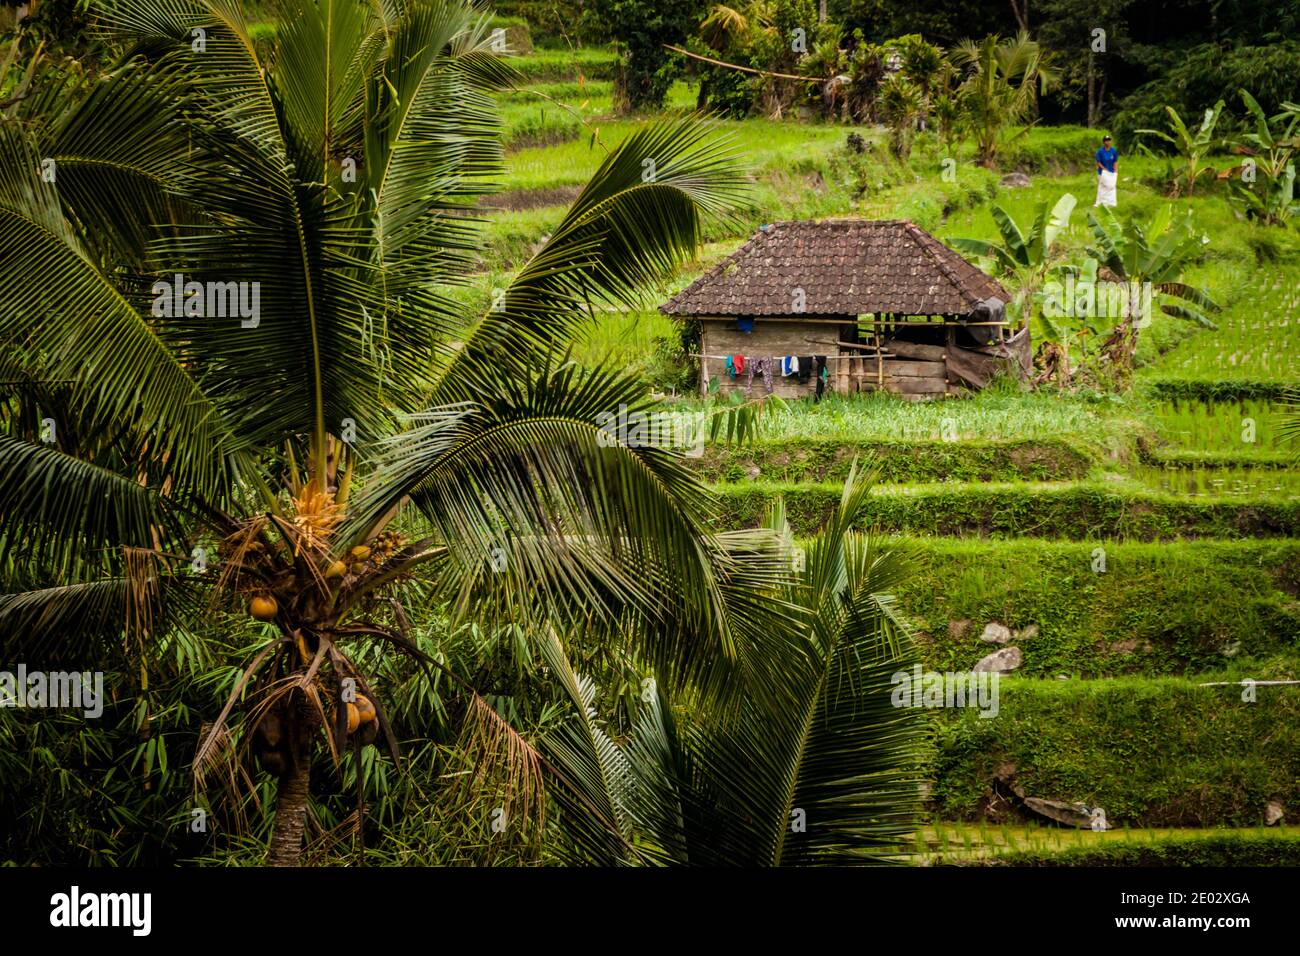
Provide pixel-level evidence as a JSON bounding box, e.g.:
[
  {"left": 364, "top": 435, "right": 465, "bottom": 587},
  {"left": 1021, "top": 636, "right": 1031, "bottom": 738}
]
[{"left": 688, "top": 352, "right": 869, "bottom": 362}]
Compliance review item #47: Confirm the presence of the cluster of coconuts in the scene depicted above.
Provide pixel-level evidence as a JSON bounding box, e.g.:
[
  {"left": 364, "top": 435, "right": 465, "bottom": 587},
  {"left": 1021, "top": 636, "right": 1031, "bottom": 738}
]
[
  {"left": 250, "top": 693, "right": 380, "bottom": 775},
  {"left": 343, "top": 693, "right": 379, "bottom": 745},
  {"left": 322, "top": 531, "right": 406, "bottom": 584},
  {"left": 246, "top": 532, "right": 411, "bottom": 620}
]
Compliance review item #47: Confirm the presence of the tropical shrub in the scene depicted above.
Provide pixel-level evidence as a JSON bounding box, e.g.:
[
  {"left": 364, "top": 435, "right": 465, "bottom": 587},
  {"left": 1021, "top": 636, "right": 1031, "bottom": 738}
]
[
  {"left": 1136, "top": 100, "right": 1226, "bottom": 197},
  {"left": 1230, "top": 90, "right": 1300, "bottom": 227},
  {"left": 1083, "top": 204, "right": 1219, "bottom": 382},
  {"left": 596, "top": 0, "right": 703, "bottom": 110}
]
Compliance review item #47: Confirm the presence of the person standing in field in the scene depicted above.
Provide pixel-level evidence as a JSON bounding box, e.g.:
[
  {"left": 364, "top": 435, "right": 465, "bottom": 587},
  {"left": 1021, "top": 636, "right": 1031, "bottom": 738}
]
[{"left": 1095, "top": 134, "right": 1118, "bottom": 207}]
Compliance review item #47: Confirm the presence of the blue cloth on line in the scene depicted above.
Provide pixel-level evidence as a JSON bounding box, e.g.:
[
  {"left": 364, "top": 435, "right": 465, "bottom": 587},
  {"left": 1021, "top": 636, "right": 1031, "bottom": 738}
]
[{"left": 736, "top": 317, "right": 754, "bottom": 333}]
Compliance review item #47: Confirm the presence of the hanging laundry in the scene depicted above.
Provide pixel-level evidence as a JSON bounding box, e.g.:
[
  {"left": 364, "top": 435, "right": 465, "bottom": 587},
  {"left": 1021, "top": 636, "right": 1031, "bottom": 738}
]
[
  {"left": 736, "top": 317, "right": 754, "bottom": 333},
  {"left": 747, "top": 357, "right": 774, "bottom": 395},
  {"left": 733, "top": 354, "right": 745, "bottom": 375},
  {"left": 781, "top": 355, "right": 799, "bottom": 377},
  {"left": 725, "top": 355, "right": 737, "bottom": 379},
  {"left": 814, "top": 355, "right": 827, "bottom": 401},
  {"left": 797, "top": 355, "right": 814, "bottom": 383}
]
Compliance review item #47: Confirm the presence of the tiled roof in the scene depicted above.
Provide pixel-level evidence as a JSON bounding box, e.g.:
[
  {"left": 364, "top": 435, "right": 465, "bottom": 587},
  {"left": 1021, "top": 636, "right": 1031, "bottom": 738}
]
[{"left": 661, "top": 218, "right": 1008, "bottom": 317}]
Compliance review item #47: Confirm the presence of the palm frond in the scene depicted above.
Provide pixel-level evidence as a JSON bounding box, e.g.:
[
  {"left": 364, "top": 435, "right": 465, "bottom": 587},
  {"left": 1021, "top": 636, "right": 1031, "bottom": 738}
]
[
  {"left": 536, "top": 629, "right": 643, "bottom": 865},
  {"left": 435, "top": 117, "right": 747, "bottom": 396},
  {"left": 342, "top": 358, "right": 797, "bottom": 700},
  {"left": 0, "top": 436, "right": 175, "bottom": 574},
  {"left": 0, "top": 123, "right": 235, "bottom": 497}
]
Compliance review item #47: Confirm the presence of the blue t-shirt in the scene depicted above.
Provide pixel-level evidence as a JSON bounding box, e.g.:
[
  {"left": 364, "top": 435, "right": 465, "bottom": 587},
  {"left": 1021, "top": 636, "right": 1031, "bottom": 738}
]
[{"left": 1096, "top": 146, "right": 1118, "bottom": 173}]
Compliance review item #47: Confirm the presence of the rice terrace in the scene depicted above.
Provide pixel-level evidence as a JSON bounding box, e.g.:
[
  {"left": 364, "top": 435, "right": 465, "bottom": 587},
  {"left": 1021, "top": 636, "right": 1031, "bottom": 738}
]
[{"left": 0, "top": 0, "right": 1298, "bottom": 924}]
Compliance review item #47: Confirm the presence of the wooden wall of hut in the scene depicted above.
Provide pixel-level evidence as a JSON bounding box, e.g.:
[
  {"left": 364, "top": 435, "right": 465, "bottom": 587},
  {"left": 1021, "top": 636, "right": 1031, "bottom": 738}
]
[
  {"left": 699, "top": 319, "right": 829, "bottom": 399},
  {"left": 700, "top": 319, "right": 960, "bottom": 401}
]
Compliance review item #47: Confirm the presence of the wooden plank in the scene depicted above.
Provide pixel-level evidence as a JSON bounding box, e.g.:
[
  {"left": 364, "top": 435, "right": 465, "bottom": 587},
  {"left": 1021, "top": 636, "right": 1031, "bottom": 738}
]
[
  {"left": 881, "top": 339, "right": 946, "bottom": 362},
  {"left": 696, "top": 316, "right": 856, "bottom": 325},
  {"left": 883, "top": 359, "right": 946, "bottom": 378},
  {"left": 885, "top": 376, "right": 948, "bottom": 395}
]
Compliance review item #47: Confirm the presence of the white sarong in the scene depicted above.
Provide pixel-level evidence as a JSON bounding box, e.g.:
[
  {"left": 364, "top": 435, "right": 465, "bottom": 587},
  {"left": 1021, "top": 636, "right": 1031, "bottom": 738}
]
[{"left": 1095, "top": 169, "right": 1117, "bottom": 207}]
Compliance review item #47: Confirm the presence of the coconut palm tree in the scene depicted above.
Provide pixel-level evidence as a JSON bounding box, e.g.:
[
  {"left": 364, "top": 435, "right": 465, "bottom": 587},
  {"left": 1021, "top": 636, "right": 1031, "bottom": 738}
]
[
  {"left": 0, "top": 0, "right": 776, "bottom": 866},
  {"left": 952, "top": 31, "right": 1056, "bottom": 167},
  {"left": 531, "top": 465, "right": 928, "bottom": 865}
]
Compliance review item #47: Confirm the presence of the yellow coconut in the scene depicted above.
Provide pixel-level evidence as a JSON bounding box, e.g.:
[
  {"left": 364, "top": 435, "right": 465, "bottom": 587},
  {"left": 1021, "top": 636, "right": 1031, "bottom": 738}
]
[
  {"left": 345, "top": 702, "right": 360, "bottom": 733},
  {"left": 350, "top": 545, "right": 371, "bottom": 561},
  {"left": 324, "top": 560, "right": 347, "bottom": 579},
  {"left": 249, "top": 594, "right": 278, "bottom": 621},
  {"left": 354, "top": 695, "right": 377, "bottom": 725}
]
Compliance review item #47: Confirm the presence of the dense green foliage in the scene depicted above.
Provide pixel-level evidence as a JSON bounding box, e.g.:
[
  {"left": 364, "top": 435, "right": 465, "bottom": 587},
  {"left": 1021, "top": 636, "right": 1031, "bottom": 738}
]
[
  {"left": 714, "top": 481, "right": 1300, "bottom": 539},
  {"left": 1113, "top": 41, "right": 1300, "bottom": 146},
  {"left": 5, "top": 0, "right": 1300, "bottom": 868},
  {"left": 594, "top": 0, "right": 702, "bottom": 108},
  {"left": 932, "top": 678, "right": 1300, "bottom": 827},
  {"left": 894, "top": 538, "right": 1300, "bottom": 677}
]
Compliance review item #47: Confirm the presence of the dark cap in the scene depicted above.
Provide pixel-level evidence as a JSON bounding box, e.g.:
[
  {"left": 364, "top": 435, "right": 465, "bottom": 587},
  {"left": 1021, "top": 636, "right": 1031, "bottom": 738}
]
[{"left": 1103, "top": 134, "right": 1112, "bottom": 141}]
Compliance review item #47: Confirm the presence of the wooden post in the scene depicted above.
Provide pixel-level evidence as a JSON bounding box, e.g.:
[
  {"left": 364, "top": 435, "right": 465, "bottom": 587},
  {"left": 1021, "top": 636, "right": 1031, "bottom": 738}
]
[
  {"left": 875, "top": 316, "right": 884, "bottom": 388},
  {"left": 699, "top": 327, "right": 710, "bottom": 398},
  {"left": 945, "top": 324, "right": 956, "bottom": 385},
  {"left": 838, "top": 322, "right": 852, "bottom": 394}
]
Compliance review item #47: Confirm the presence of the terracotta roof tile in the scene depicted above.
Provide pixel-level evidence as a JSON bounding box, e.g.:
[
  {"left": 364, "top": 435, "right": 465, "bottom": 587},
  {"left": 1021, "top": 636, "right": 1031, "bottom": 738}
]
[{"left": 660, "top": 219, "right": 1008, "bottom": 317}]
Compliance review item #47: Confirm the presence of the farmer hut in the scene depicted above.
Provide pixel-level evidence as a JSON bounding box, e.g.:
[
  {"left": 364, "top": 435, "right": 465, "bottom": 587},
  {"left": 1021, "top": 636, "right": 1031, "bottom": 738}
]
[{"left": 660, "top": 219, "right": 1030, "bottom": 400}]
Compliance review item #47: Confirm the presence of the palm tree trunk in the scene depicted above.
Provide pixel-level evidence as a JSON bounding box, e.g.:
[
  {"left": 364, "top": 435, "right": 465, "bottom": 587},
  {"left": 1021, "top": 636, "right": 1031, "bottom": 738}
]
[
  {"left": 1009, "top": 0, "right": 1029, "bottom": 31},
  {"left": 266, "top": 759, "right": 312, "bottom": 866}
]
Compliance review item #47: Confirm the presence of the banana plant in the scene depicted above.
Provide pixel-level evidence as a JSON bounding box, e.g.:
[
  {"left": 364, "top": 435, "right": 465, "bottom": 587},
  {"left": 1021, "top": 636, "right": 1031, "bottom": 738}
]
[
  {"left": 1229, "top": 90, "right": 1300, "bottom": 226},
  {"left": 1084, "top": 204, "right": 1219, "bottom": 377},
  {"left": 1136, "top": 99, "right": 1226, "bottom": 197},
  {"left": 951, "top": 192, "right": 1076, "bottom": 322},
  {"left": 1031, "top": 257, "right": 1099, "bottom": 385},
  {"left": 1234, "top": 162, "right": 1300, "bottom": 226}
]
